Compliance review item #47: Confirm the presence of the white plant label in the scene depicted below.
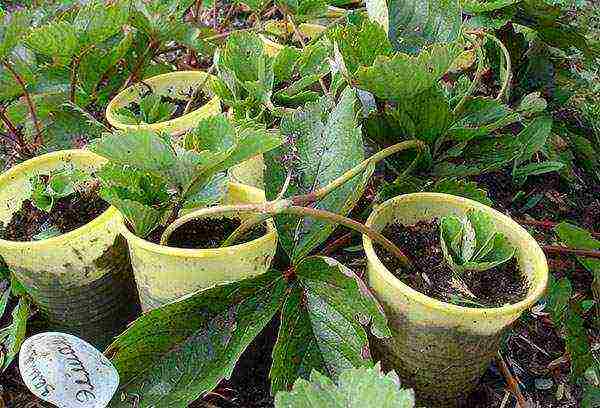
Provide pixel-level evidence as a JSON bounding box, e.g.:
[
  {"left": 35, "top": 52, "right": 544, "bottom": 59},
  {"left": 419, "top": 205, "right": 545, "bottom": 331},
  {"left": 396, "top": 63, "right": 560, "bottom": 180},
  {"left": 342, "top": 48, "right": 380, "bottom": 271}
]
[{"left": 19, "top": 332, "right": 119, "bottom": 408}]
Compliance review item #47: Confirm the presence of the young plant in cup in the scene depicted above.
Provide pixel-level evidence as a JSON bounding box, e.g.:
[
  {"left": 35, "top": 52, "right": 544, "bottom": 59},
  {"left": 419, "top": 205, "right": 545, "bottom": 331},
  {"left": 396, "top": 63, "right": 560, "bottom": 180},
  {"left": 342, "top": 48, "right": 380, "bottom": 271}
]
[
  {"left": 0, "top": 150, "right": 139, "bottom": 348},
  {"left": 439, "top": 209, "right": 517, "bottom": 306},
  {"left": 103, "top": 88, "right": 425, "bottom": 407},
  {"left": 2, "top": 165, "right": 105, "bottom": 242},
  {"left": 112, "top": 83, "right": 211, "bottom": 126},
  {"left": 91, "top": 114, "right": 281, "bottom": 244},
  {"left": 90, "top": 114, "right": 283, "bottom": 310}
]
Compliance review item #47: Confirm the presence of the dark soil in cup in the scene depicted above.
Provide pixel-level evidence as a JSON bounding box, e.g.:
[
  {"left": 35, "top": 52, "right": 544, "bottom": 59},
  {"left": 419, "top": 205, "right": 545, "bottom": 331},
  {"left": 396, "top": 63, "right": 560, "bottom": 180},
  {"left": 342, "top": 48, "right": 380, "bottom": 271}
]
[
  {"left": 373, "top": 219, "right": 528, "bottom": 308},
  {"left": 145, "top": 217, "right": 267, "bottom": 248},
  {"left": 1, "top": 194, "right": 109, "bottom": 242},
  {"left": 126, "top": 90, "right": 211, "bottom": 122}
]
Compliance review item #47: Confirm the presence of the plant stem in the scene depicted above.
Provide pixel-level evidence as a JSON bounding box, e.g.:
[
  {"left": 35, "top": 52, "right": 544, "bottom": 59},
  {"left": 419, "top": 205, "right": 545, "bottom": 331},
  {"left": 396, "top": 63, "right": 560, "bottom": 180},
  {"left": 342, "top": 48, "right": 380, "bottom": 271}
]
[
  {"left": 160, "top": 201, "right": 412, "bottom": 266},
  {"left": 453, "top": 42, "right": 485, "bottom": 116},
  {"left": 292, "top": 140, "right": 425, "bottom": 206},
  {"left": 322, "top": 232, "right": 353, "bottom": 256},
  {"left": 221, "top": 140, "right": 424, "bottom": 246},
  {"left": 2, "top": 59, "right": 43, "bottom": 148},
  {"left": 496, "top": 353, "right": 529, "bottom": 408},
  {"left": 183, "top": 65, "right": 215, "bottom": 115},
  {"left": 220, "top": 213, "right": 271, "bottom": 247},
  {"left": 70, "top": 45, "right": 95, "bottom": 103},
  {"left": 123, "top": 41, "right": 158, "bottom": 90},
  {"left": 287, "top": 205, "right": 411, "bottom": 264},
  {"left": 0, "top": 107, "right": 24, "bottom": 147},
  {"left": 542, "top": 245, "right": 600, "bottom": 259},
  {"left": 484, "top": 33, "right": 512, "bottom": 103},
  {"left": 165, "top": 140, "right": 423, "bottom": 263},
  {"left": 287, "top": 15, "right": 330, "bottom": 97},
  {"left": 517, "top": 218, "right": 600, "bottom": 239}
]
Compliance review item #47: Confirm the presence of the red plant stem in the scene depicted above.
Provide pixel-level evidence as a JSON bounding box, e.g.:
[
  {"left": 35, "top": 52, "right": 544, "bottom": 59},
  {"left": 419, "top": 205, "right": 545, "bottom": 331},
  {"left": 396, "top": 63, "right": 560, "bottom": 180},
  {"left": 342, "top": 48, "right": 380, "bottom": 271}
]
[
  {"left": 0, "top": 106, "right": 32, "bottom": 157},
  {"left": 2, "top": 59, "right": 43, "bottom": 148},
  {"left": 123, "top": 41, "right": 158, "bottom": 89},
  {"left": 70, "top": 45, "right": 95, "bottom": 103},
  {"left": 518, "top": 218, "right": 600, "bottom": 239},
  {"left": 322, "top": 232, "right": 353, "bottom": 256},
  {"left": 496, "top": 353, "right": 529, "bottom": 408},
  {"left": 542, "top": 245, "right": 600, "bottom": 259}
]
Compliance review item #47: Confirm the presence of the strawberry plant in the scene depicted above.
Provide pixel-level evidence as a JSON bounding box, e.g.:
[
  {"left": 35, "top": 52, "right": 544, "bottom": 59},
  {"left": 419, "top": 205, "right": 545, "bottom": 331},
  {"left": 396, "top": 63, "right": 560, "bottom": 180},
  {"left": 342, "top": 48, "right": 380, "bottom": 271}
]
[
  {"left": 91, "top": 114, "right": 282, "bottom": 238},
  {"left": 1, "top": 0, "right": 599, "bottom": 406}
]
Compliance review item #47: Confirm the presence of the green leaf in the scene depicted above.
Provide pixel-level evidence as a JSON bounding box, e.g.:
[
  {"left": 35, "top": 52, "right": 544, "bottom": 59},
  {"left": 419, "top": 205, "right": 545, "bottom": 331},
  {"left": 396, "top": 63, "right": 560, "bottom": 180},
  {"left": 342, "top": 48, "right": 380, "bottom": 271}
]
[
  {"left": 99, "top": 188, "right": 164, "bottom": 238},
  {"left": 546, "top": 276, "right": 572, "bottom": 325},
  {"left": 0, "top": 287, "right": 9, "bottom": 320},
  {"left": 30, "top": 176, "right": 54, "bottom": 213},
  {"left": 2, "top": 297, "right": 29, "bottom": 371},
  {"left": 357, "top": 44, "right": 459, "bottom": 102},
  {"left": 469, "top": 234, "right": 515, "bottom": 271},
  {"left": 26, "top": 20, "right": 80, "bottom": 65},
  {"left": 328, "top": 20, "right": 393, "bottom": 75},
  {"left": 74, "top": 0, "right": 129, "bottom": 45},
  {"left": 264, "top": 88, "right": 364, "bottom": 263},
  {"left": 219, "top": 31, "right": 268, "bottom": 84},
  {"left": 440, "top": 215, "right": 463, "bottom": 262},
  {"left": 213, "top": 122, "right": 283, "bottom": 173},
  {"left": 182, "top": 173, "right": 228, "bottom": 214},
  {"left": 136, "top": 94, "right": 177, "bottom": 124},
  {"left": 106, "top": 270, "right": 286, "bottom": 407},
  {"left": 387, "top": 0, "right": 462, "bottom": 53},
  {"left": 90, "top": 130, "right": 176, "bottom": 172},
  {"left": 466, "top": 209, "right": 496, "bottom": 259},
  {"left": 277, "top": 0, "right": 328, "bottom": 20},
  {"left": 184, "top": 114, "right": 236, "bottom": 158},
  {"left": 565, "top": 310, "right": 595, "bottom": 378},
  {"left": 388, "top": 84, "right": 451, "bottom": 144},
  {"left": 271, "top": 257, "right": 391, "bottom": 393},
  {"left": 274, "top": 364, "right": 415, "bottom": 407},
  {"left": 450, "top": 97, "right": 520, "bottom": 142},
  {"left": 517, "top": 116, "right": 553, "bottom": 163},
  {"left": 273, "top": 46, "right": 301, "bottom": 85},
  {"left": 0, "top": 10, "right": 31, "bottom": 59},
  {"left": 429, "top": 178, "right": 492, "bottom": 206},
  {"left": 461, "top": 0, "right": 519, "bottom": 13},
  {"left": 517, "top": 92, "right": 547, "bottom": 116},
  {"left": 582, "top": 384, "right": 600, "bottom": 408},
  {"left": 440, "top": 210, "right": 515, "bottom": 273},
  {"left": 512, "top": 161, "right": 565, "bottom": 178}
]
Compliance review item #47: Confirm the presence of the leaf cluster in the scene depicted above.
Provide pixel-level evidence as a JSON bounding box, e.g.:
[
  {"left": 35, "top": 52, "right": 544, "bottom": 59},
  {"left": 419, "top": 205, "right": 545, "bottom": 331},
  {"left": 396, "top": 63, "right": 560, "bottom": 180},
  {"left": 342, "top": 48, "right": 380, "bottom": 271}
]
[
  {"left": 440, "top": 209, "right": 515, "bottom": 274},
  {"left": 29, "top": 166, "right": 92, "bottom": 213},
  {"left": 91, "top": 115, "right": 282, "bottom": 238}
]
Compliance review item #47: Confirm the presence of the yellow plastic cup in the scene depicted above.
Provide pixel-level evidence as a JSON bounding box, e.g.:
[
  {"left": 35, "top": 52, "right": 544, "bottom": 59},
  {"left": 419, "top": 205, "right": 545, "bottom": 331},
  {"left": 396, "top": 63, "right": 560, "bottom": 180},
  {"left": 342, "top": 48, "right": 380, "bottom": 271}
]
[
  {"left": 362, "top": 193, "right": 548, "bottom": 405},
  {"left": 228, "top": 154, "right": 265, "bottom": 189},
  {"left": 260, "top": 22, "right": 326, "bottom": 57},
  {"left": 0, "top": 150, "right": 139, "bottom": 348},
  {"left": 121, "top": 182, "right": 278, "bottom": 312},
  {"left": 105, "top": 70, "right": 221, "bottom": 136}
]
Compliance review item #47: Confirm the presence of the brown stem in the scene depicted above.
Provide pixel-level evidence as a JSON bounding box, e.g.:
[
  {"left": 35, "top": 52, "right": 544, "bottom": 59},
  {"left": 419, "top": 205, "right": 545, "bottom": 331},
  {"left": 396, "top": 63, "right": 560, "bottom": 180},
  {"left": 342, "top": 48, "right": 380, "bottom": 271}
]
[
  {"left": 70, "top": 45, "right": 95, "bottom": 103},
  {"left": 160, "top": 202, "right": 412, "bottom": 267},
  {"left": 204, "top": 26, "right": 262, "bottom": 42},
  {"left": 496, "top": 353, "right": 530, "bottom": 408},
  {"left": 0, "top": 108, "right": 21, "bottom": 143},
  {"left": 2, "top": 59, "right": 43, "bottom": 148},
  {"left": 123, "top": 41, "right": 158, "bottom": 90},
  {"left": 322, "top": 232, "right": 353, "bottom": 256},
  {"left": 518, "top": 218, "right": 600, "bottom": 239},
  {"left": 542, "top": 245, "right": 600, "bottom": 259},
  {"left": 285, "top": 206, "right": 411, "bottom": 266},
  {"left": 287, "top": 15, "right": 329, "bottom": 97}
]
